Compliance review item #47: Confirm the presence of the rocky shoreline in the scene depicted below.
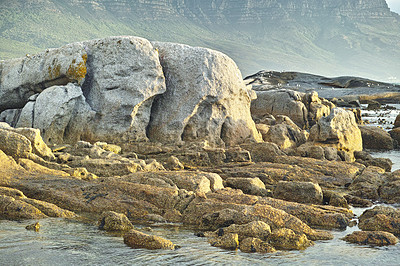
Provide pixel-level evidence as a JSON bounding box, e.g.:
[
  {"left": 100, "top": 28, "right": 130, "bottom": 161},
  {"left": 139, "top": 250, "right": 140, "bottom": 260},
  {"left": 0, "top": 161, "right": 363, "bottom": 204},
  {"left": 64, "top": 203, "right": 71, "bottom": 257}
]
[{"left": 1, "top": 36, "right": 400, "bottom": 254}]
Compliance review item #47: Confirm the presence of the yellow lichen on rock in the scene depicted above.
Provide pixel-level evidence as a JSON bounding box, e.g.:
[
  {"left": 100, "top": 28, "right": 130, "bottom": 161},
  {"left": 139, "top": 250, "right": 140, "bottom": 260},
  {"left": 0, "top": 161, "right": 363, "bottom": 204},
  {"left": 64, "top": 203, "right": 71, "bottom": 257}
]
[{"left": 67, "top": 54, "right": 87, "bottom": 84}]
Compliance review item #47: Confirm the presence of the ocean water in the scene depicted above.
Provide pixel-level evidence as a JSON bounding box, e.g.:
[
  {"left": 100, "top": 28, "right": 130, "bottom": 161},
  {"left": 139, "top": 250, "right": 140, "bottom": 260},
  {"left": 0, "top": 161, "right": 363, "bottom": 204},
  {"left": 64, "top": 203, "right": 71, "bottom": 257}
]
[{"left": 0, "top": 216, "right": 399, "bottom": 266}]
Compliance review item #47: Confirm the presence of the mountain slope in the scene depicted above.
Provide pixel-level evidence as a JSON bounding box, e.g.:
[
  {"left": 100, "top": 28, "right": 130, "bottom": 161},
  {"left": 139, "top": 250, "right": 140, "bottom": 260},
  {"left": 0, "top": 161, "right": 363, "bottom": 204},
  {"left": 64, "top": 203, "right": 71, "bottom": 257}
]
[{"left": 0, "top": 0, "right": 399, "bottom": 81}]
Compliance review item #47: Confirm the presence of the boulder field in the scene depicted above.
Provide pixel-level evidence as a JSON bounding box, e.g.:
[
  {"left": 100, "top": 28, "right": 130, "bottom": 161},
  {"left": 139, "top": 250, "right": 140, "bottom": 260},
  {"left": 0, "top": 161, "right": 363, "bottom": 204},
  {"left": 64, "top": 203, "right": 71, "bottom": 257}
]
[{"left": 0, "top": 36, "right": 399, "bottom": 252}]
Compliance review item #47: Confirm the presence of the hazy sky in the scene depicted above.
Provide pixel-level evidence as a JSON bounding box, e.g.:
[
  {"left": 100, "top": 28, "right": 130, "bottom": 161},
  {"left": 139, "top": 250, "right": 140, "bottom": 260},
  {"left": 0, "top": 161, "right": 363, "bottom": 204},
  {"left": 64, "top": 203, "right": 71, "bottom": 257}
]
[{"left": 387, "top": 0, "right": 400, "bottom": 14}]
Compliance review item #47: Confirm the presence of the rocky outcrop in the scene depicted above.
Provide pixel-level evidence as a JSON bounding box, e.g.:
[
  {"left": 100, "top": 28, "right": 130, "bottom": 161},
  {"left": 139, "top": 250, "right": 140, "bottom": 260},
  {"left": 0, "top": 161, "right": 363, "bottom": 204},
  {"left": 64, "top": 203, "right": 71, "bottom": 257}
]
[
  {"left": 250, "top": 89, "right": 334, "bottom": 129},
  {"left": 309, "top": 108, "right": 363, "bottom": 159},
  {"left": 13, "top": 37, "right": 166, "bottom": 144},
  {"left": 1, "top": 36, "right": 262, "bottom": 147},
  {"left": 147, "top": 42, "right": 261, "bottom": 146},
  {"left": 251, "top": 90, "right": 309, "bottom": 129}
]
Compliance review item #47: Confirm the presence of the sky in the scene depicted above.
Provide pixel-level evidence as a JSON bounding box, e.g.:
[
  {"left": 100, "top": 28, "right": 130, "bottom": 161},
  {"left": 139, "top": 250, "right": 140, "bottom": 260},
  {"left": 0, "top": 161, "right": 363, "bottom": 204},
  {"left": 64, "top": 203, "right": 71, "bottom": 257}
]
[{"left": 387, "top": 0, "right": 400, "bottom": 14}]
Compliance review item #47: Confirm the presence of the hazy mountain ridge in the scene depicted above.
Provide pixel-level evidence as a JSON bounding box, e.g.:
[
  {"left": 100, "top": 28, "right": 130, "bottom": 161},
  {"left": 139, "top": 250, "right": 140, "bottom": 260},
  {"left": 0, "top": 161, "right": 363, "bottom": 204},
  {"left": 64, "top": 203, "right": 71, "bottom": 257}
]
[{"left": 1, "top": 0, "right": 399, "bottom": 81}]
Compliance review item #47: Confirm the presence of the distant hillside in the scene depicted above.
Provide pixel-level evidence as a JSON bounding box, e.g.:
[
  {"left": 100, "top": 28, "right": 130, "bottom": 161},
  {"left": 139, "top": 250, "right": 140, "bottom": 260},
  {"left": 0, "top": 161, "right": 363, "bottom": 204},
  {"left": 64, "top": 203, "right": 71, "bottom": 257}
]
[{"left": 1, "top": 0, "right": 400, "bottom": 81}]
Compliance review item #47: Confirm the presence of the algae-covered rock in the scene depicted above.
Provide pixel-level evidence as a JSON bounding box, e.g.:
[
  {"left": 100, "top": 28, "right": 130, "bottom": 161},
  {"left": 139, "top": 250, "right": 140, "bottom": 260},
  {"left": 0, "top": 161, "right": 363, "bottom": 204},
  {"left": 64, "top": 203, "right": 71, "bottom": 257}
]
[
  {"left": 239, "top": 237, "right": 276, "bottom": 253},
  {"left": 124, "top": 229, "right": 176, "bottom": 250},
  {"left": 268, "top": 228, "right": 314, "bottom": 250},
  {"left": 208, "top": 232, "right": 239, "bottom": 250}
]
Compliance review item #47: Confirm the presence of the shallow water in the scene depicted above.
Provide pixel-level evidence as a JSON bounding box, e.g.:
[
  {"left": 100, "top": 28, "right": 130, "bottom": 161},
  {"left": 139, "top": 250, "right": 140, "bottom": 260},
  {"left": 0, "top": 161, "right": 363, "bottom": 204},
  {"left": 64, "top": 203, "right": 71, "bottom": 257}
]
[{"left": 0, "top": 216, "right": 399, "bottom": 266}]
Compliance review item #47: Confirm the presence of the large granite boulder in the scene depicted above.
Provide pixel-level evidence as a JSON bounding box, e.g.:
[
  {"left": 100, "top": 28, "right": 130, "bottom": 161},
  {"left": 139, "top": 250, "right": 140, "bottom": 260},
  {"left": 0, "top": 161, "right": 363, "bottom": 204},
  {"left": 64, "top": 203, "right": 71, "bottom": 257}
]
[
  {"left": 0, "top": 43, "right": 87, "bottom": 112},
  {"left": 148, "top": 42, "right": 261, "bottom": 146},
  {"left": 309, "top": 108, "right": 362, "bottom": 159},
  {"left": 2, "top": 36, "right": 166, "bottom": 144},
  {"left": 17, "top": 83, "right": 94, "bottom": 144}
]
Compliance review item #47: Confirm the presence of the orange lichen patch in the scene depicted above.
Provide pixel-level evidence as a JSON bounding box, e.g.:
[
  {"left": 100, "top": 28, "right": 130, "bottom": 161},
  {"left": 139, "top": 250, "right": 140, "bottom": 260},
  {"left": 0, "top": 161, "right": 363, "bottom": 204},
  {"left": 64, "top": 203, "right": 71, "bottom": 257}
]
[
  {"left": 67, "top": 54, "right": 87, "bottom": 84},
  {"left": 48, "top": 64, "right": 61, "bottom": 79}
]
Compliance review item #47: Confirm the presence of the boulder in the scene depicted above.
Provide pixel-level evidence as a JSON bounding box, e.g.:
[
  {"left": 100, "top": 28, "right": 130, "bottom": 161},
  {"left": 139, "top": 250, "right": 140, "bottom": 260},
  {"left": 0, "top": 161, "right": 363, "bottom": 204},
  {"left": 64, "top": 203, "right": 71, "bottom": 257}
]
[
  {"left": 273, "top": 181, "right": 323, "bottom": 205},
  {"left": 263, "top": 123, "right": 308, "bottom": 150},
  {"left": 25, "top": 222, "right": 40, "bottom": 232},
  {"left": 21, "top": 198, "right": 76, "bottom": 218},
  {"left": 258, "top": 196, "right": 349, "bottom": 230},
  {"left": 82, "top": 37, "right": 166, "bottom": 143},
  {"left": 322, "top": 190, "right": 349, "bottom": 208},
  {"left": 219, "top": 221, "right": 272, "bottom": 241},
  {"left": 359, "top": 126, "right": 394, "bottom": 150},
  {"left": 309, "top": 107, "right": 363, "bottom": 159},
  {"left": 366, "top": 100, "right": 381, "bottom": 110},
  {"left": 148, "top": 41, "right": 261, "bottom": 146},
  {"left": 18, "top": 83, "right": 94, "bottom": 144},
  {"left": 124, "top": 229, "right": 176, "bottom": 250},
  {"left": 0, "top": 129, "right": 32, "bottom": 159},
  {"left": 164, "top": 156, "right": 185, "bottom": 171},
  {"left": 251, "top": 89, "right": 308, "bottom": 129},
  {"left": 268, "top": 228, "right": 313, "bottom": 250},
  {"left": 379, "top": 170, "right": 400, "bottom": 203},
  {"left": 304, "top": 91, "right": 334, "bottom": 126},
  {"left": 0, "top": 195, "right": 47, "bottom": 220},
  {"left": 0, "top": 109, "right": 21, "bottom": 127},
  {"left": 3, "top": 36, "right": 166, "bottom": 144},
  {"left": 239, "top": 237, "right": 276, "bottom": 253},
  {"left": 0, "top": 42, "right": 87, "bottom": 112},
  {"left": 358, "top": 206, "right": 400, "bottom": 235},
  {"left": 348, "top": 166, "right": 385, "bottom": 201},
  {"left": 389, "top": 127, "right": 400, "bottom": 144},
  {"left": 208, "top": 233, "right": 239, "bottom": 250},
  {"left": 225, "top": 177, "right": 270, "bottom": 197},
  {"left": 294, "top": 143, "right": 325, "bottom": 160},
  {"left": 240, "top": 142, "right": 285, "bottom": 162},
  {"left": 394, "top": 113, "right": 400, "bottom": 128},
  {"left": 11, "top": 128, "right": 55, "bottom": 161},
  {"left": 98, "top": 211, "right": 134, "bottom": 231},
  {"left": 342, "top": 231, "right": 398, "bottom": 246}
]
